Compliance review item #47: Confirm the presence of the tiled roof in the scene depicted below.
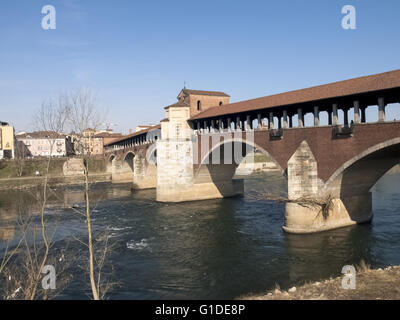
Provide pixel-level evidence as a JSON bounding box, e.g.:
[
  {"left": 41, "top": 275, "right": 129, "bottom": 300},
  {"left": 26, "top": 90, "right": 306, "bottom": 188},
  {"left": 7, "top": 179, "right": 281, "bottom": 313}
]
[
  {"left": 164, "top": 101, "right": 190, "bottom": 109},
  {"left": 16, "top": 131, "right": 67, "bottom": 139},
  {"left": 190, "top": 69, "right": 400, "bottom": 120},
  {"left": 180, "top": 89, "right": 230, "bottom": 97},
  {"left": 104, "top": 124, "right": 161, "bottom": 146},
  {"left": 94, "top": 132, "right": 123, "bottom": 138}
]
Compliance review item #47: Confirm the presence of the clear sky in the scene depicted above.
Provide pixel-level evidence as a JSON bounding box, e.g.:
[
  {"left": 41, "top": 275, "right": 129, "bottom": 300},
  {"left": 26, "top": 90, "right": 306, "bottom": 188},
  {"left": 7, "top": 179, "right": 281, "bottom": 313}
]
[{"left": 1, "top": 0, "right": 400, "bottom": 133}]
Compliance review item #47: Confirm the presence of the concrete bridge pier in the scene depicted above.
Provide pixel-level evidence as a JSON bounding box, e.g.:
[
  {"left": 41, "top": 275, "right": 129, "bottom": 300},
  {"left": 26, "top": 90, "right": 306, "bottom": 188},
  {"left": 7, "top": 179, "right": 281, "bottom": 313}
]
[
  {"left": 156, "top": 103, "right": 243, "bottom": 202},
  {"left": 109, "top": 157, "right": 134, "bottom": 183},
  {"left": 282, "top": 140, "right": 399, "bottom": 233},
  {"left": 132, "top": 150, "right": 157, "bottom": 190},
  {"left": 107, "top": 150, "right": 157, "bottom": 188}
]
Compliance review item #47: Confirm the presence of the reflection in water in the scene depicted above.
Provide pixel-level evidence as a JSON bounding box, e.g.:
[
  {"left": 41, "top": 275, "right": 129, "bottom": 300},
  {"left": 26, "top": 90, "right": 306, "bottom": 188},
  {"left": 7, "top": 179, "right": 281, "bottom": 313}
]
[{"left": 0, "top": 172, "right": 400, "bottom": 299}]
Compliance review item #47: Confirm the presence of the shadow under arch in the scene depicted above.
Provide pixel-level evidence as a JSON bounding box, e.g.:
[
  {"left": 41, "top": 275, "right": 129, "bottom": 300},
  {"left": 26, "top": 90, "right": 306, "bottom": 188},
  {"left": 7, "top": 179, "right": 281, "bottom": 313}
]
[
  {"left": 145, "top": 143, "right": 157, "bottom": 166},
  {"left": 108, "top": 154, "right": 116, "bottom": 163},
  {"left": 194, "top": 138, "right": 287, "bottom": 197},
  {"left": 124, "top": 151, "right": 135, "bottom": 172},
  {"left": 325, "top": 138, "right": 400, "bottom": 222}
]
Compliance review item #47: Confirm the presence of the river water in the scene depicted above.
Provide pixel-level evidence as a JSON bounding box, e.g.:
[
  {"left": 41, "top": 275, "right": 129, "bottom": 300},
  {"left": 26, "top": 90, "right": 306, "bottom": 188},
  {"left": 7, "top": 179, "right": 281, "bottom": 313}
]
[{"left": 0, "top": 172, "right": 399, "bottom": 299}]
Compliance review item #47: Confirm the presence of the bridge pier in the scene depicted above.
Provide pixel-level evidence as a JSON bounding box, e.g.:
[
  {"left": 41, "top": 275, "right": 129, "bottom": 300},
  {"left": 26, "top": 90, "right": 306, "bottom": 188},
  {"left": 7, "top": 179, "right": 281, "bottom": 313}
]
[
  {"left": 157, "top": 103, "right": 244, "bottom": 202},
  {"left": 110, "top": 158, "right": 134, "bottom": 183},
  {"left": 284, "top": 194, "right": 372, "bottom": 234},
  {"left": 282, "top": 140, "right": 381, "bottom": 233},
  {"left": 133, "top": 151, "right": 157, "bottom": 190}
]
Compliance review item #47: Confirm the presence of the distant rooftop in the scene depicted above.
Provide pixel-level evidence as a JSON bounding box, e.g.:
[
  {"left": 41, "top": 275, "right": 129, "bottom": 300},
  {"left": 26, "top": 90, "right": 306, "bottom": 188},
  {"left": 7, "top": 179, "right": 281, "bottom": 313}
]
[
  {"left": 104, "top": 124, "right": 161, "bottom": 146},
  {"left": 164, "top": 101, "right": 190, "bottom": 109},
  {"left": 16, "top": 131, "right": 68, "bottom": 139},
  {"left": 179, "top": 89, "right": 230, "bottom": 98}
]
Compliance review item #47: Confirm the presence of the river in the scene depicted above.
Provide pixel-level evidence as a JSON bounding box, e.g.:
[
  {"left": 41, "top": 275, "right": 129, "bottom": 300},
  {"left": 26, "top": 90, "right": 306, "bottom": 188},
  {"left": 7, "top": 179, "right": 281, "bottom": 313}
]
[{"left": 1, "top": 171, "right": 399, "bottom": 299}]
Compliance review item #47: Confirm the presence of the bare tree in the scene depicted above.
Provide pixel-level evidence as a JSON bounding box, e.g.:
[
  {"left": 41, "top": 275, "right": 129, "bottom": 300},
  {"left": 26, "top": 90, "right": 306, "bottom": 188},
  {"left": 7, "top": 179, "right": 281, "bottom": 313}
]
[
  {"left": 1, "top": 98, "right": 70, "bottom": 299},
  {"left": 16, "top": 98, "right": 70, "bottom": 299},
  {"left": 63, "top": 88, "right": 110, "bottom": 300}
]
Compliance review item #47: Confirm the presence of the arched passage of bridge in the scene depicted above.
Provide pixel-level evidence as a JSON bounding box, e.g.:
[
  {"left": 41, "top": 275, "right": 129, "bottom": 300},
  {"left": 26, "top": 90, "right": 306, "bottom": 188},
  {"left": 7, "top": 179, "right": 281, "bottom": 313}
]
[
  {"left": 295, "top": 137, "right": 400, "bottom": 230},
  {"left": 107, "top": 154, "right": 117, "bottom": 173},
  {"left": 325, "top": 137, "right": 400, "bottom": 199},
  {"left": 108, "top": 154, "right": 116, "bottom": 163},
  {"left": 194, "top": 138, "right": 287, "bottom": 196},
  {"left": 123, "top": 151, "right": 135, "bottom": 173}
]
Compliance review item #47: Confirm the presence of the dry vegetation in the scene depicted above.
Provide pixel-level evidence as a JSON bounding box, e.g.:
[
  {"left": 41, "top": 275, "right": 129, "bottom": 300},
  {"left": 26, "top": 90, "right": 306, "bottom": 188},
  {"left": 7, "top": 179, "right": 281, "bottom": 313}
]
[
  {"left": 241, "top": 263, "right": 400, "bottom": 300},
  {"left": 248, "top": 191, "right": 334, "bottom": 220}
]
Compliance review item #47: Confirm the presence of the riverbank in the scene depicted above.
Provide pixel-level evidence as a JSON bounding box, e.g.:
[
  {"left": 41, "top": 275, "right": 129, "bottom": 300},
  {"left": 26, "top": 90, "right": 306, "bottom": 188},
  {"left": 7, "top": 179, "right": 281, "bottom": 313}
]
[
  {"left": 0, "top": 173, "right": 111, "bottom": 190},
  {"left": 241, "top": 264, "right": 400, "bottom": 300}
]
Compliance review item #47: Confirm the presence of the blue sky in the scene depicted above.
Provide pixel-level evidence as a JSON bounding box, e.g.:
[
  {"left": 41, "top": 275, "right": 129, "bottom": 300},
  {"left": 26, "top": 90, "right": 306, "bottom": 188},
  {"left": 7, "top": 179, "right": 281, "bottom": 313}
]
[{"left": 1, "top": 0, "right": 399, "bottom": 133}]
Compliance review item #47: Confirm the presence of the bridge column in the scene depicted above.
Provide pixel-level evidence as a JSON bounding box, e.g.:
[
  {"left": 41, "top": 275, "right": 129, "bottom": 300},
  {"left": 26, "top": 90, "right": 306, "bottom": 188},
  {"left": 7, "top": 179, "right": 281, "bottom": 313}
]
[
  {"left": 132, "top": 151, "right": 157, "bottom": 190},
  {"left": 257, "top": 114, "right": 262, "bottom": 129},
  {"left": 210, "top": 120, "right": 216, "bottom": 133},
  {"left": 227, "top": 117, "right": 232, "bottom": 132},
  {"left": 344, "top": 108, "right": 349, "bottom": 127},
  {"left": 288, "top": 114, "right": 293, "bottom": 128},
  {"left": 157, "top": 104, "right": 195, "bottom": 202},
  {"left": 219, "top": 118, "right": 223, "bottom": 132},
  {"left": 246, "top": 115, "right": 251, "bottom": 131},
  {"left": 196, "top": 122, "right": 201, "bottom": 134},
  {"left": 283, "top": 110, "right": 288, "bottom": 129},
  {"left": 236, "top": 117, "right": 241, "bottom": 131},
  {"left": 313, "top": 106, "right": 320, "bottom": 126},
  {"left": 332, "top": 103, "right": 339, "bottom": 125},
  {"left": 297, "top": 108, "right": 303, "bottom": 127},
  {"left": 269, "top": 112, "right": 274, "bottom": 129},
  {"left": 283, "top": 140, "right": 373, "bottom": 234},
  {"left": 361, "top": 106, "right": 366, "bottom": 123},
  {"left": 378, "top": 97, "right": 386, "bottom": 122},
  {"left": 204, "top": 121, "right": 208, "bottom": 134},
  {"left": 111, "top": 156, "right": 134, "bottom": 184},
  {"left": 354, "top": 101, "right": 361, "bottom": 124}
]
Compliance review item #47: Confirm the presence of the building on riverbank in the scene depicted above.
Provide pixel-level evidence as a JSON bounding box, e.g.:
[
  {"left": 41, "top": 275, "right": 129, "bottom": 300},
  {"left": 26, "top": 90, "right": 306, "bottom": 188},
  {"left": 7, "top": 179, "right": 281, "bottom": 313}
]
[
  {"left": 0, "top": 121, "right": 15, "bottom": 159},
  {"left": 75, "top": 129, "right": 123, "bottom": 156},
  {"left": 15, "top": 131, "right": 74, "bottom": 157}
]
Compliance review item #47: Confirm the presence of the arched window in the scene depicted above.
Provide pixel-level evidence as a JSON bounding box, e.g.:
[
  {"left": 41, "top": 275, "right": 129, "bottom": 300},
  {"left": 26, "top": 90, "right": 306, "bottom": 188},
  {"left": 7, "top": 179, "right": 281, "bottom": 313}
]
[
  {"left": 219, "top": 101, "right": 223, "bottom": 106},
  {"left": 197, "top": 100, "right": 201, "bottom": 111}
]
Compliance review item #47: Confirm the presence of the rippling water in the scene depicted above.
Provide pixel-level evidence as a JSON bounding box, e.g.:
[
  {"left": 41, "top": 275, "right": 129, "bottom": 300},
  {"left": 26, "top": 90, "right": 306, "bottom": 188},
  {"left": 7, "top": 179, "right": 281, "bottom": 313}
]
[{"left": 1, "top": 172, "right": 399, "bottom": 299}]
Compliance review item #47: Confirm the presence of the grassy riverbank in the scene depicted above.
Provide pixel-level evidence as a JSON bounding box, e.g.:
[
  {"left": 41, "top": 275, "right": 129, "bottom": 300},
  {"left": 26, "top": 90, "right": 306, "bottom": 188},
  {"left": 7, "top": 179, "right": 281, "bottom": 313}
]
[
  {"left": 0, "top": 173, "right": 112, "bottom": 190},
  {"left": 241, "top": 264, "right": 400, "bottom": 300},
  {"left": 0, "top": 158, "right": 106, "bottom": 179},
  {"left": 0, "top": 158, "right": 109, "bottom": 190}
]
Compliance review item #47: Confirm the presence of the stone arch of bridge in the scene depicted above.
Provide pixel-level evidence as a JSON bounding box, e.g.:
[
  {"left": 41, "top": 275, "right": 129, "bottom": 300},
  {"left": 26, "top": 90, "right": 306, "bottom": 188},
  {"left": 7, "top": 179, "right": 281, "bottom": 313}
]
[
  {"left": 324, "top": 137, "right": 400, "bottom": 222},
  {"left": 194, "top": 138, "right": 286, "bottom": 188},
  {"left": 123, "top": 151, "right": 135, "bottom": 172},
  {"left": 326, "top": 137, "right": 400, "bottom": 191},
  {"left": 108, "top": 154, "right": 116, "bottom": 163},
  {"left": 106, "top": 154, "right": 117, "bottom": 173}
]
